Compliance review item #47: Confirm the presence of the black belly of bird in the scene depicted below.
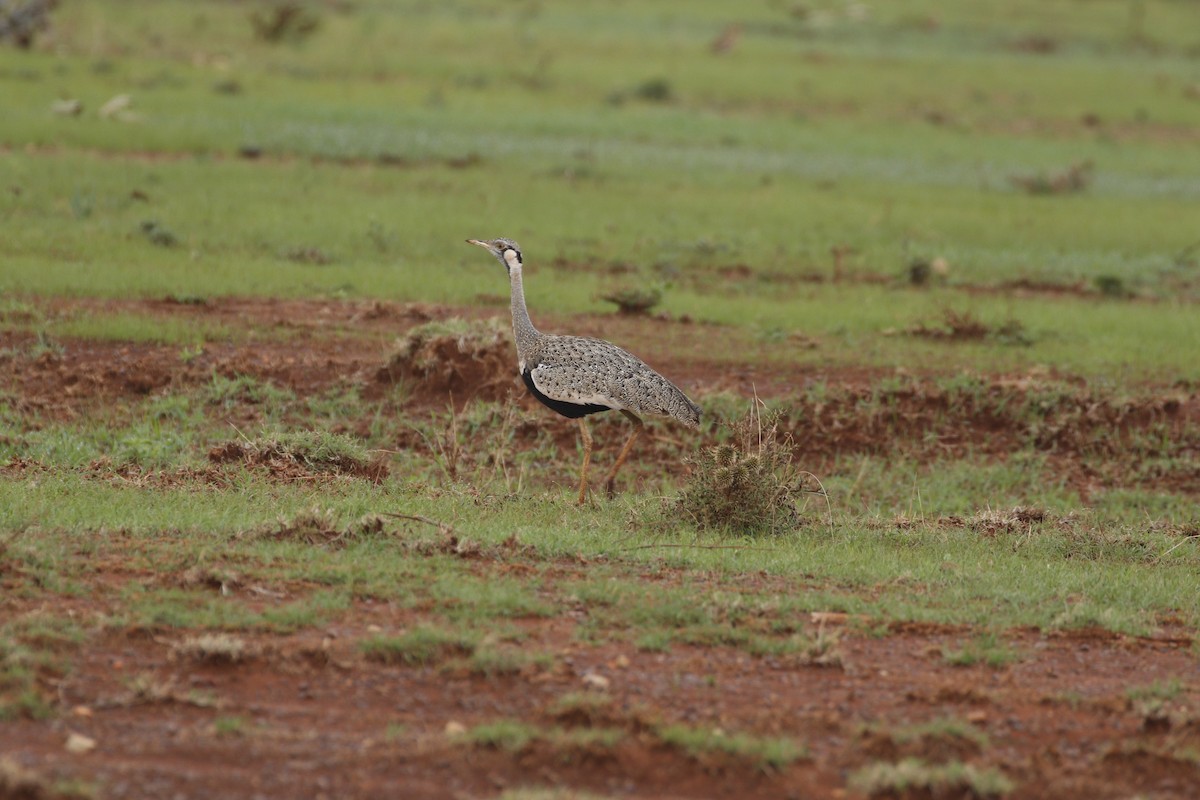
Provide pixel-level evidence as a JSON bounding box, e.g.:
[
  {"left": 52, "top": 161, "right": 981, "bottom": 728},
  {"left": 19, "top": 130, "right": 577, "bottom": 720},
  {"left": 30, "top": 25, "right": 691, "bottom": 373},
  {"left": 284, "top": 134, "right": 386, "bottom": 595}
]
[{"left": 521, "top": 370, "right": 612, "bottom": 419}]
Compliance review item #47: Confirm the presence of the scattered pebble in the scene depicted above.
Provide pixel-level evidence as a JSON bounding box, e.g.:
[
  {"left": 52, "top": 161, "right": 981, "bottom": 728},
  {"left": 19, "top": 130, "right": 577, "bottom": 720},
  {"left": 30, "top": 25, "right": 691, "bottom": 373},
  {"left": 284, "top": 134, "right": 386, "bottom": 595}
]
[
  {"left": 582, "top": 672, "right": 610, "bottom": 690},
  {"left": 444, "top": 721, "right": 466, "bottom": 736},
  {"left": 65, "top": 732, "right": 96, "bottom": 754}
]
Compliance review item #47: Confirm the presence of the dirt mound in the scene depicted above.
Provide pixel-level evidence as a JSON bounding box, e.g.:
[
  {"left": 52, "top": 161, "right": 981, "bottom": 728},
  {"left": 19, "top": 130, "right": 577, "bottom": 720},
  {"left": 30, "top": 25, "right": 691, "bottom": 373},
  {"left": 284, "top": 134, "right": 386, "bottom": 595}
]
[
  {"left": 375, "top": 317, "right": 518, "bottom": 405},
  {"left": 207, "top": 432, "right": 388, "bottom": 483}
]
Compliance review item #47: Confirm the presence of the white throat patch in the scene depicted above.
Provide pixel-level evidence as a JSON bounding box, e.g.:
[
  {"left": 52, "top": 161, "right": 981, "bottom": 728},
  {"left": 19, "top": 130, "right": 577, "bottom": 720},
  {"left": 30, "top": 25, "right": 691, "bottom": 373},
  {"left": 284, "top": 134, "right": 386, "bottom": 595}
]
[{"left": 503, "top": 249, "right": 522, "bottom": 271}]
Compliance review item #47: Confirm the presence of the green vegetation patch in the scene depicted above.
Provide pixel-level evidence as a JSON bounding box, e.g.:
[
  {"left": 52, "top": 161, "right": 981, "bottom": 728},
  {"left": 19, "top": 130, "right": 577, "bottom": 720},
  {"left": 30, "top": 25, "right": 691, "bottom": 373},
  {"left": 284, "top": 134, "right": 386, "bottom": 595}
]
[
  {"left": 360, "top": 626, "right": 478, "bottom": 666},
  {"left": 655, "top": 723, "right": 804, "bottom": 770},
  {"left": 850, "top": 758, "right": 1015, "bottom": 798}
]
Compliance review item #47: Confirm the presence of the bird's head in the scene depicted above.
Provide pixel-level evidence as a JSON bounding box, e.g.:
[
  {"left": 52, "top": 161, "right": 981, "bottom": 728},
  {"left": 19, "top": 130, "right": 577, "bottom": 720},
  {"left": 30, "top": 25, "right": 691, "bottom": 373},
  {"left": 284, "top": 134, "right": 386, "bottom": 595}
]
[{"left": 467, "top": 237, "right": 522, "bottom": 274}]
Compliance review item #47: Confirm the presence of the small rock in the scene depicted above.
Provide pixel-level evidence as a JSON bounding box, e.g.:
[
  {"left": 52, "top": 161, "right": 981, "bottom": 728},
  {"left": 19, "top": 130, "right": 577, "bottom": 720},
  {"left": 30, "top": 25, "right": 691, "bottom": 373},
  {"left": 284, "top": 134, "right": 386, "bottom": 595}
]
[
  {"left": 966, "top": 710, "right": 988, "bottom": 723},
  {"left": 65, "top": 732, "right": 96, "bottom": 754},
  {"left": 366, "top": 624, "right": 383, "bottom": 634},
  {"left": 71, "top": 705, "right": 94, "bottom": 718},
  {"left": 444, "top": 721, "right": 466, "bottom": 736},
  {"left": 581, "top": 672, "right": 610, "bottom": 690},
  {"left": 613, "top": 654, "right": 631, "bottom": 669}
]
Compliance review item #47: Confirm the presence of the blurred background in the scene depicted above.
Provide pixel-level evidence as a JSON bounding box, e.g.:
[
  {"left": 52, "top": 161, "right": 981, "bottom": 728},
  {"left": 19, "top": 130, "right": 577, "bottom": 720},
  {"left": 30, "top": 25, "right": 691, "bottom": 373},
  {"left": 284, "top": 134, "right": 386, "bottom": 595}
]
[{"left": 1, "top": 0, "right": 1199, "bottom": 377}]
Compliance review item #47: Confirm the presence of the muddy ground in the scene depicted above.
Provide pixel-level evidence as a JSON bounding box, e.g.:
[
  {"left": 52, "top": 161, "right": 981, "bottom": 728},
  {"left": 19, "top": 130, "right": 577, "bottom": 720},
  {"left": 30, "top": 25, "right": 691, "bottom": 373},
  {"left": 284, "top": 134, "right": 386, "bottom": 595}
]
[{"left": 1, "top": 297, "right": 1198, "bottom": 799}]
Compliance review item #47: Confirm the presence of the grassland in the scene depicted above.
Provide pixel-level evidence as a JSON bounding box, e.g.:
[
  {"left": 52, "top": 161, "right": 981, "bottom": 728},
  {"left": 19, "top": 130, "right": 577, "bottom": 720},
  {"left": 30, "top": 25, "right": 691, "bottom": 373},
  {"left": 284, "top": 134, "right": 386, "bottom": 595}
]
[{"left": 2, "top": 1, "right": 1199, "bottom": 798}]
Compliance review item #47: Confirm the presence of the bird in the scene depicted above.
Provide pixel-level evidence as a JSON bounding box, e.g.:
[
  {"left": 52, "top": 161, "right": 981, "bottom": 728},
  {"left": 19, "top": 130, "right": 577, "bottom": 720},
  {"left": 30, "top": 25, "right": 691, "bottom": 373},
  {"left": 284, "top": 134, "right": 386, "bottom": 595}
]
[{"left": 467, "top": 237, "right": 701, "bottom": 504}]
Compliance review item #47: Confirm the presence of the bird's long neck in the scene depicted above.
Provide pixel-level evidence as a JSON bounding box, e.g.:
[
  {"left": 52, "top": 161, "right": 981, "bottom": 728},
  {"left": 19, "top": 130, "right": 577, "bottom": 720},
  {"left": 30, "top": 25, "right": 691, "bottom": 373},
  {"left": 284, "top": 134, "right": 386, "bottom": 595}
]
[{"left": 508, "top": 262, "right": 541, "bottom": 369}]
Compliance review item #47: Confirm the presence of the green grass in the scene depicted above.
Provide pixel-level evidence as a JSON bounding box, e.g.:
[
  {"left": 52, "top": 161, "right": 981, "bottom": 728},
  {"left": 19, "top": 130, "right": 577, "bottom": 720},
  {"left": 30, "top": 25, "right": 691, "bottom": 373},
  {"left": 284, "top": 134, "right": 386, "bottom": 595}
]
[
  {"left": 849, "top": 758, "right": 1015, "bottom": 798},
  {"left": 2, "top": 1, "right": 1200, "bottom": 382},
  {"left": 0, "top": 614, "right": 87, "bottom": 720},
  {"left": 941, "top": 633, "right": 1024, "bottom": 668},
  {"left": 0, "top": 468, "right": 1196, "bottom": 638},
  {"left": 360, "top": 626, "right": 478, "bottom": 666},
  {"left": 885, "top": 717, "right": 991, "bottom": 750},
  {"left": 655, "top": 723, "right": 804, "bottom": 770},
  {"left": 1, "top": 2, "right": 1200, "bottom": 745}
]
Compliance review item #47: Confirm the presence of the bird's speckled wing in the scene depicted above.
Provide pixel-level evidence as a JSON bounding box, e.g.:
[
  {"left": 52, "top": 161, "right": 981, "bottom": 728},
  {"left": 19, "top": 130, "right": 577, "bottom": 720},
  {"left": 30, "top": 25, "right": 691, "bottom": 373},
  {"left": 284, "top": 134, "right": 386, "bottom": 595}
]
[{"left": 527, "top": 335, "right": 701, "bottom": 427}]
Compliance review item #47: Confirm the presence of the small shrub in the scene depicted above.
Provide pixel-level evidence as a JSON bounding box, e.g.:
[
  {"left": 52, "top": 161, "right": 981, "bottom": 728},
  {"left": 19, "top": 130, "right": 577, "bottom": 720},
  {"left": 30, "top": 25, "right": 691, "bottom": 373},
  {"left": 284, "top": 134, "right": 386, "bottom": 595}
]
[
  {"left": 139, "top": 220, "right": 178, "bottom": 248},
  {"left": 1094, "top": 274, "right": 1130, "bottom": 298},
  {"left": 1010, "top": 160, "right": 1093, "bottom": 195},
  {"left": 676, "top": 407, "right": 805, "bottom": 535},
  {"left": 250, "top": 2, "right": 319, "bottom": 43},
  {"left": 599, "top": 286, "right": 662, "bottom": 315},
  {"left": 634, "top": 78, "right": 673, "bottom": 102}
]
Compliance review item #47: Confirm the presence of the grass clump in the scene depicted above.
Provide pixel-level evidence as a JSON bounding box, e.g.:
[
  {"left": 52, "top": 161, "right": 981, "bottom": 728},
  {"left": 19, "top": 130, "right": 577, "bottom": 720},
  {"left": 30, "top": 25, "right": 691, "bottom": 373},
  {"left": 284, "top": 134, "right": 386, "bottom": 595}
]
[
  {"left": 209, "top": 430, "right": 387, "bottom": 482},
  {"left": 360, "top": 626, "right": 477, "bottom": 666},
  {"left": 171, "top": 633, "right": 247, "bottom": 664},
  {"left": 850, "top": 758, "right": 1014, "bottom": 798},
  {"left": 675, "top": 407, "right": 806, "bottom": 535},
  {"left": 464, "top": 645, "right": 553, "bottom": 677},
  {"left": 461, "top": 719, "right": 539, "bottom": 752},
  {"left": 655, "top": 723, "right": 803, "bottom": 770},
  {"left": 941, "top": 634, "right": 1022, "bottom": 668},
  {"left": 457, "top": 719, "right": 625, "bottom": 756}
]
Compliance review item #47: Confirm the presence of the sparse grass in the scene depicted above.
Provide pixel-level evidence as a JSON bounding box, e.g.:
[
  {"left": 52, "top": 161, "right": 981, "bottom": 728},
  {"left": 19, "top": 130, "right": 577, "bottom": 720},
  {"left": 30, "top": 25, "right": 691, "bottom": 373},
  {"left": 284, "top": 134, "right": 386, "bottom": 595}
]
[
  {"left": 547, "top": 691, "right": 614, "bottom": 723},
  {"left": 884, "top": 717, "right": 991, "bottom": 751},
  {"left": 360, "top": 626, "right": 478, "bottom": 666},
  {"left": 463, "top": 645, "right": 554, "bottom": 677},
  {"left": 457, "top": 719, "right": 625, "bottom": 755},
  {"left": 850, "top": 758, "right": 1015, "bottom": 799},
  {"left": 655, "top": 723, "right": 804, "bottom": 770},
  {"left": 213, "top": 715, "right": 247, "bottom": 737},
  {"left": 0, "top": 614, "right": 87, "bottom": 721},
  {"left": 460, "top": 719, "right": 539, "bottom": 752},
  {"left": 942, "top": 634, "right": 1023, "bottom": 668},
  {"left": 0, "top": 756, "right": 96, "bottom": 800}
]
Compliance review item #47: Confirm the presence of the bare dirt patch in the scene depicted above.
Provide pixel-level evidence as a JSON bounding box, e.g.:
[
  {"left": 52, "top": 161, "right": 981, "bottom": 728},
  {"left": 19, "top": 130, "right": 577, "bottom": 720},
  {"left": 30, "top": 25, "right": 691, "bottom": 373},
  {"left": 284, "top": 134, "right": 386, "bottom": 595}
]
[{"left": 0, "top": 583, "right": 1196, "bottom": 800}]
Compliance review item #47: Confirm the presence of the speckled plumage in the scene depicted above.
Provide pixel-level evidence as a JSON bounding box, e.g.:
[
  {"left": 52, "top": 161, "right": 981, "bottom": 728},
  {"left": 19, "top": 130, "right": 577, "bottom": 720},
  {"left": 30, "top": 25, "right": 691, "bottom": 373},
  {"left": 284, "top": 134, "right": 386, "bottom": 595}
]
[
  {"left": 467, "top": 236, "right": 701, "bottom": 502},
  {"left": 524, "top": 335, "right": 701, "bottom": 427}
]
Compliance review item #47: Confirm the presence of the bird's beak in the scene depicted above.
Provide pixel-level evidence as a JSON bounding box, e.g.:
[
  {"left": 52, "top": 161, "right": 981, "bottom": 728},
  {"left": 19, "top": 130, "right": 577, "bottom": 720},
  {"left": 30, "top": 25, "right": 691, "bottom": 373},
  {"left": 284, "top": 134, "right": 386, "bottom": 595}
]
[{"left": 466, "top": 239, "right": 493, "bottom": 251}]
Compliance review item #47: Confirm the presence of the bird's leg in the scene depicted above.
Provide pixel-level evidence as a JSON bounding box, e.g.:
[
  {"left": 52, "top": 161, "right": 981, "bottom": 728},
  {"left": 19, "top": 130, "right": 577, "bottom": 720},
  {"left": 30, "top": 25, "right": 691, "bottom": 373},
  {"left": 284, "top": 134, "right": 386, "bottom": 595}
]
[
  {"left": 576, "top": 417, "right": 594, "bottom": 506},
  {"left": 604, "top": 411, "right": 644, "bottom": 499}
]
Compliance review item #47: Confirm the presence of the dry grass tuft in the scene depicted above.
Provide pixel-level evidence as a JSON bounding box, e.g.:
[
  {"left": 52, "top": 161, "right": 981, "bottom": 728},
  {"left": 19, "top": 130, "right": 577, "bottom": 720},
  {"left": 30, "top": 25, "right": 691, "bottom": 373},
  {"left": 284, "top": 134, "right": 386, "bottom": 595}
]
[
  {"left": 171, "top": 633, "right": 247, "bottom": 664},
  {"left": 967, "top": 506, "right": 1048, "bottom": 536},
  {"left": 208, "top": 430, "right": 387, "bottom": 483},
  {"left": 676, "top": 406, "right": 812, "bottom": 535},
  {"left": 247, "top": 507, "right": 389, "bottom": 548}
]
